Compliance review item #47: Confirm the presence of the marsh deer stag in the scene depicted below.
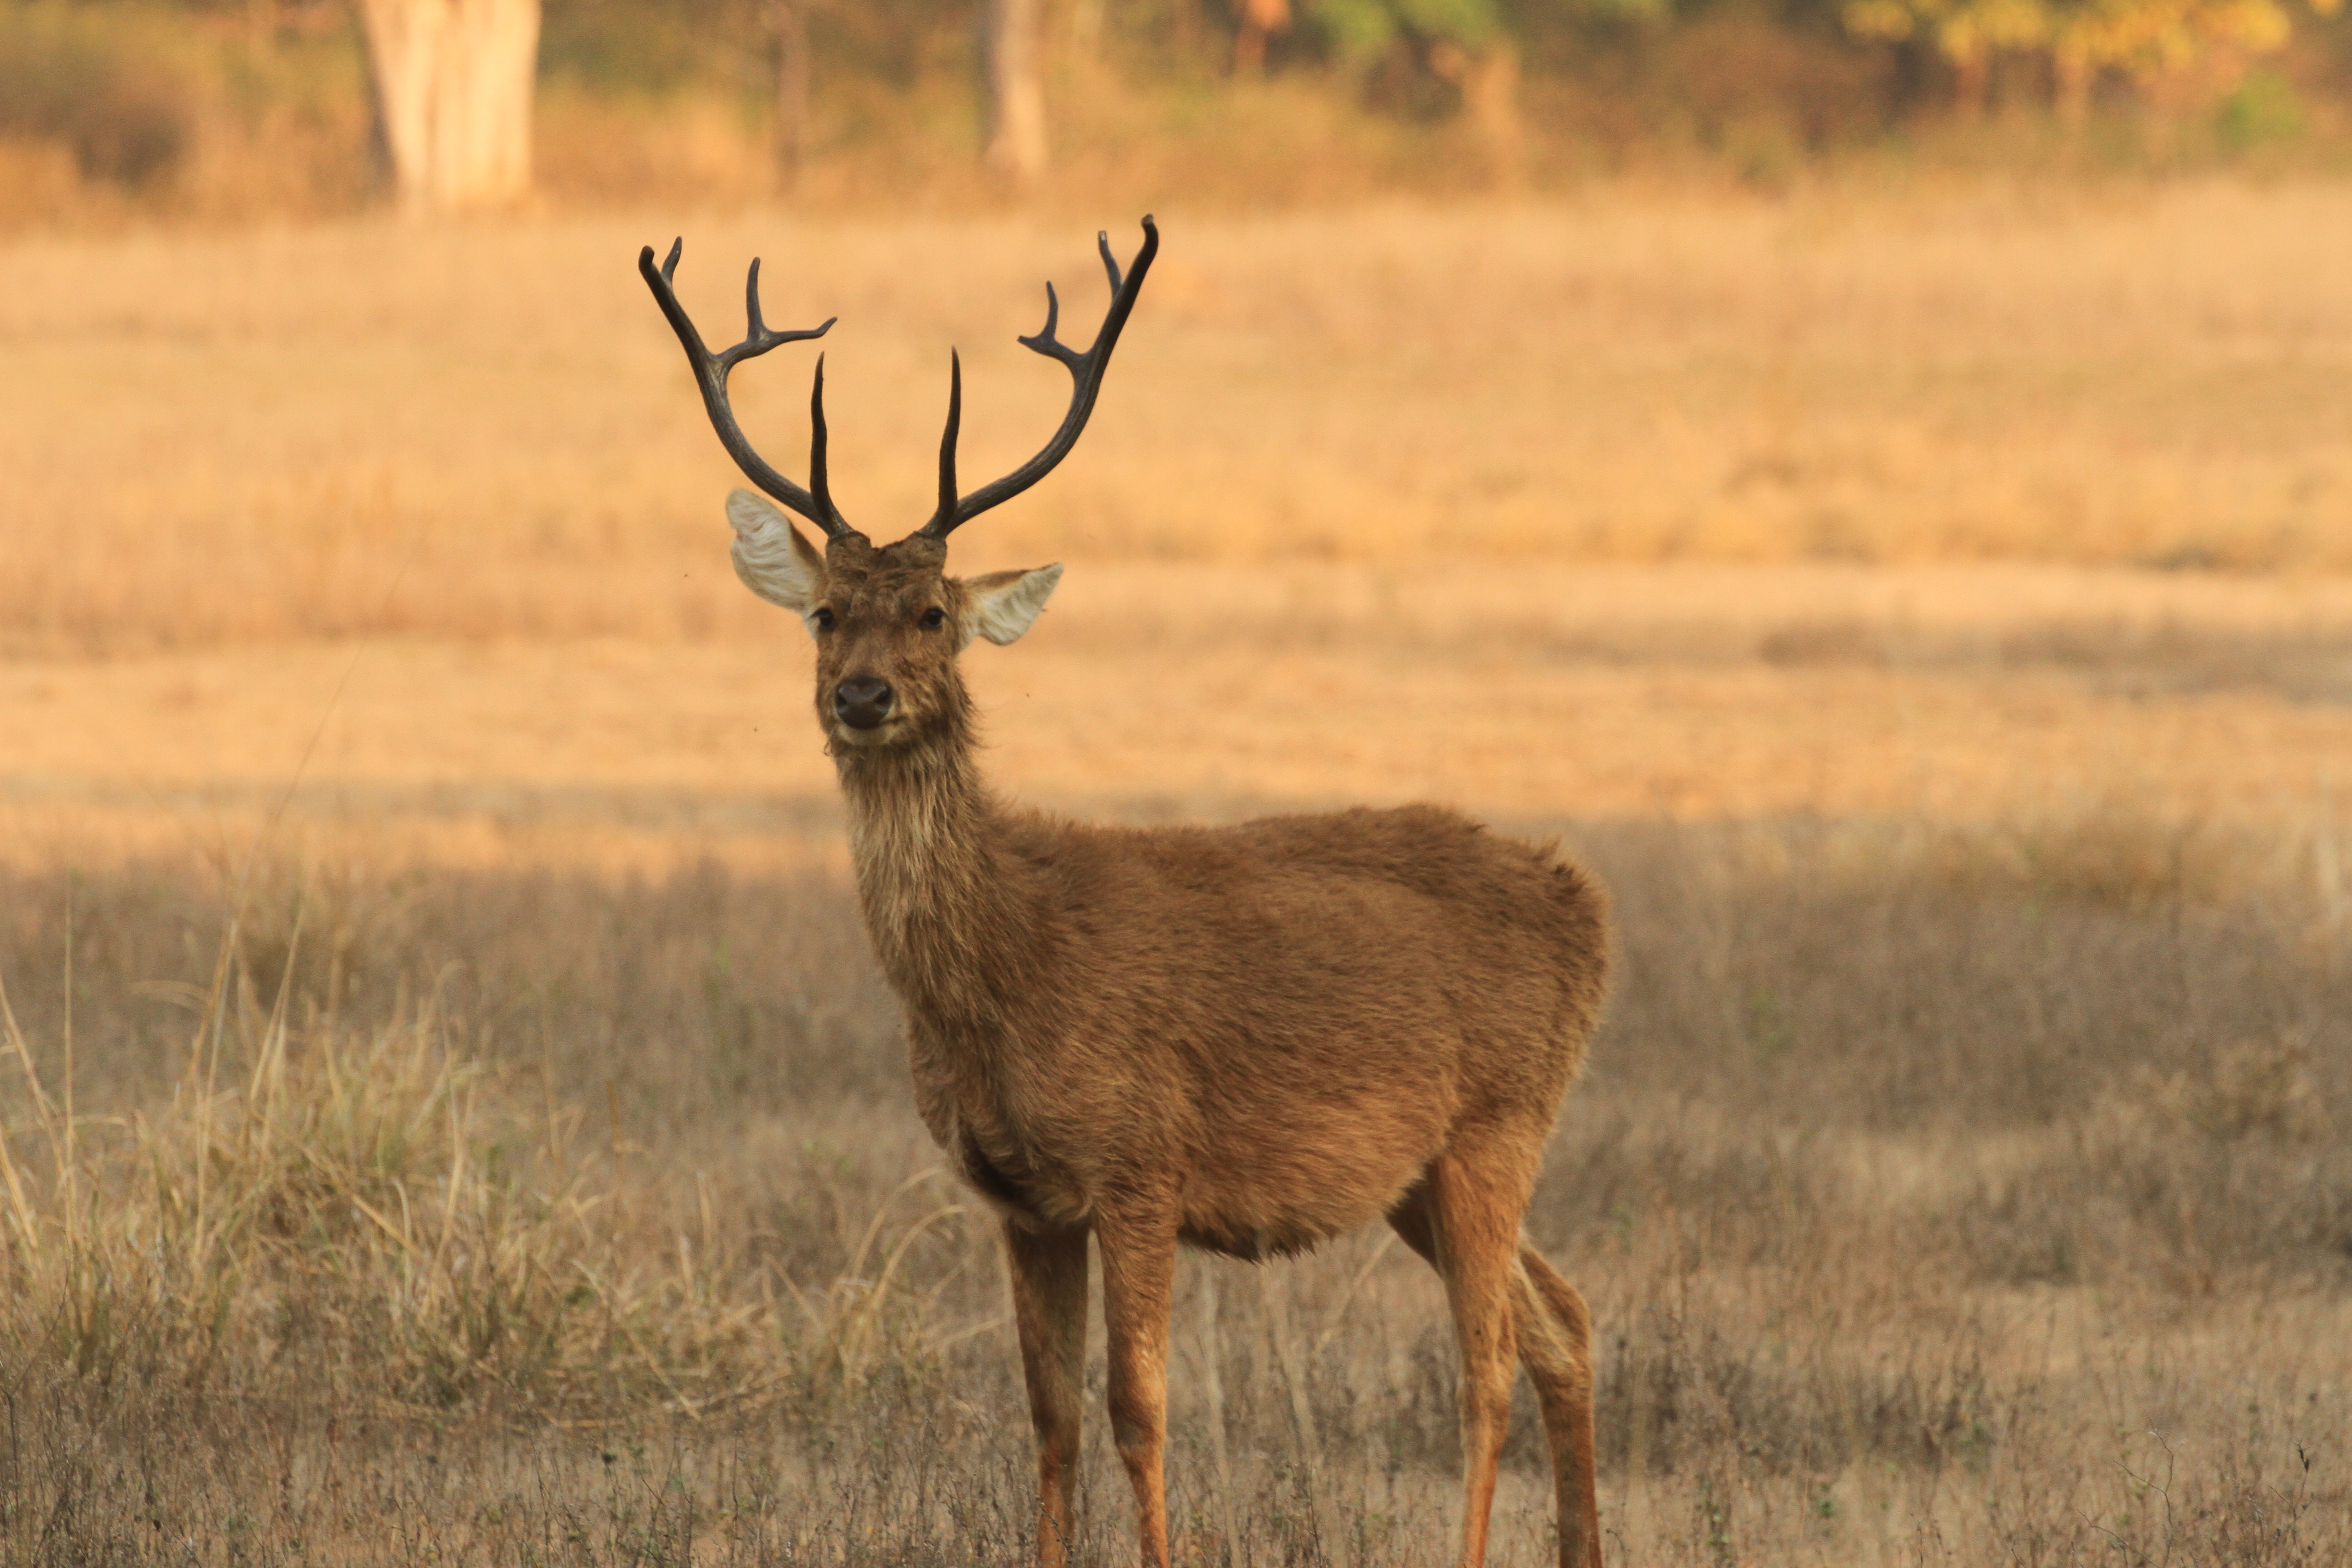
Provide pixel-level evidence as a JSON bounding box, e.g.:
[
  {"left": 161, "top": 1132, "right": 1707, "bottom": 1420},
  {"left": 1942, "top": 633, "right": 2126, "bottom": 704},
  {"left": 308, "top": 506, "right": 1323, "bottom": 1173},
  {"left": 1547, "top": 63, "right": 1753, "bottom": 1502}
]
[{"left": 641, "top": 217, "right": 1612, "bottom": 1568}]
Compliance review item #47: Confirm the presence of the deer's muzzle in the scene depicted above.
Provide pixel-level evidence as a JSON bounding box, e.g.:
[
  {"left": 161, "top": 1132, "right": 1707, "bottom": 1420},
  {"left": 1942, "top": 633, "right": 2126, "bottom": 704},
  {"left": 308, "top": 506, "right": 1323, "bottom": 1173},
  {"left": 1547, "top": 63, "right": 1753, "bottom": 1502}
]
[{"left": 833, "top": 676, "right": 895, "bottom": 730}]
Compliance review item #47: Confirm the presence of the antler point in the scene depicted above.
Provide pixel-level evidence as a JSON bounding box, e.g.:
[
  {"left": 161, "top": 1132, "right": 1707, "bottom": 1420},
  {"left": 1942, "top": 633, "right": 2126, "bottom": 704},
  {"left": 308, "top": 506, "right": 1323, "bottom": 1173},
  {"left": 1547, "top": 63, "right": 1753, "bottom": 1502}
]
[{"left": 643, "top": 234, "right": 846, "bottom": 537}]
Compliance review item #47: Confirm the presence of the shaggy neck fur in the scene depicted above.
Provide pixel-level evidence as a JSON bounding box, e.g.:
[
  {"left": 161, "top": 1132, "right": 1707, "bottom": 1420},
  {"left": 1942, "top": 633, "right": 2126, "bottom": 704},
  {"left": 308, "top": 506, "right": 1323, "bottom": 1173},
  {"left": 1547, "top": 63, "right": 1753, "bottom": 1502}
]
[{"left": 833, "top": 696, "right": 1046, "bottom": 1030}]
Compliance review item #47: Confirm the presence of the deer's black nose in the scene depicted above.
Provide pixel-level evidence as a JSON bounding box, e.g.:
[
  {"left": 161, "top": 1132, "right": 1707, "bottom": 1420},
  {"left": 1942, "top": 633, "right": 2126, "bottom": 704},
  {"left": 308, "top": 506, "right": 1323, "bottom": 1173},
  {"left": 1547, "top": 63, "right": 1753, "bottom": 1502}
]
[{"left": 833, "top": 676, "right": 895, "bottom": 730}]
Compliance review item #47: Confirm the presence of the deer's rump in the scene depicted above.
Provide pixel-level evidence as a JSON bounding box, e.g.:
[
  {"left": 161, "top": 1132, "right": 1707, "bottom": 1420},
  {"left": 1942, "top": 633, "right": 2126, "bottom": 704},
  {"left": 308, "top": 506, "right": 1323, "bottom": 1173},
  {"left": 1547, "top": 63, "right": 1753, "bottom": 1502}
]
[{"left": 990, "top": 804, "right": 1610, "bottom": 1255}]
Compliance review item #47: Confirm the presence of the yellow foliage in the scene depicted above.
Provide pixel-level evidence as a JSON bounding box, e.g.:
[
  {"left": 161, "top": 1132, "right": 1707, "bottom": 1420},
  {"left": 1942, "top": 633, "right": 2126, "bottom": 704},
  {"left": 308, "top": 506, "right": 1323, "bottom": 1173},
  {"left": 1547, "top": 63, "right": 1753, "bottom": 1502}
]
[{"left": 1846, "top": 0, "right": 2307, "bottom": 75}]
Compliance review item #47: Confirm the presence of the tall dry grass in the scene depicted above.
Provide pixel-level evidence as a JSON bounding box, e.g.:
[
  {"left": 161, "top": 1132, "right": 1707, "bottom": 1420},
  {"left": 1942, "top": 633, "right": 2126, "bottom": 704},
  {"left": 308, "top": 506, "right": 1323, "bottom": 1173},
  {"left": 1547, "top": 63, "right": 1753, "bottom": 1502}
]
[
  {"left": 0, "top": 820, "right": 2345, "bottom": 1562},
  {"left": 5, "top": 190, "right": 2352, "bottom": 655}
]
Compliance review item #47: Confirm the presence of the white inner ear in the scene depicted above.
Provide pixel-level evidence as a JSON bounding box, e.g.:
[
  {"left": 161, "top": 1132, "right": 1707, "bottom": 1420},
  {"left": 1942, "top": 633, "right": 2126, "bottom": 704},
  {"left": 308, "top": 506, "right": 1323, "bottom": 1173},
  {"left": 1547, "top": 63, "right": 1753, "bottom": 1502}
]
[
  {"left": 961, "top": 564, "right": 1064, "bottom": 648},
  {"left": 726, "top": 488, "right": 827, "bottom": 627}
]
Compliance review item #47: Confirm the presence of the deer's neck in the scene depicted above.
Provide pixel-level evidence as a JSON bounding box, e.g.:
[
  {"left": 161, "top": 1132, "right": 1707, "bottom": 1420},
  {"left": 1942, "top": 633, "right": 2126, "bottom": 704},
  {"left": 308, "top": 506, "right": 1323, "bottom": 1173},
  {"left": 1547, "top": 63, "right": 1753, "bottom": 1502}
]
[{"left": 834, "top": 721, "right": 1043, "bottom": 1027}]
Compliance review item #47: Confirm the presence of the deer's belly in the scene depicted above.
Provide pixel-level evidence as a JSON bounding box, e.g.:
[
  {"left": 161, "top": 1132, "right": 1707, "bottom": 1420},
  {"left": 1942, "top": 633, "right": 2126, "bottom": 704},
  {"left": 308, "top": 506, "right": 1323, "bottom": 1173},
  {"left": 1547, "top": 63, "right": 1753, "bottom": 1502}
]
[{"left": 1175, "top": 1114, "right": 1436, "bottom": 1261}]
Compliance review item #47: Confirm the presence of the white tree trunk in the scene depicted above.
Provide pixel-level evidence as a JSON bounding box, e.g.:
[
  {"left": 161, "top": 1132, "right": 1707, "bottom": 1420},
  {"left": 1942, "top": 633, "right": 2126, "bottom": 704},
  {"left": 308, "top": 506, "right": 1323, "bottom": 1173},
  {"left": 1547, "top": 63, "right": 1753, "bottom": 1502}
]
[
  {"left": 358, "top": 0, "right": 541, "bottom": 214},
  {"left": 982, "top": 0, "right": 1047, "bottom": 186}
]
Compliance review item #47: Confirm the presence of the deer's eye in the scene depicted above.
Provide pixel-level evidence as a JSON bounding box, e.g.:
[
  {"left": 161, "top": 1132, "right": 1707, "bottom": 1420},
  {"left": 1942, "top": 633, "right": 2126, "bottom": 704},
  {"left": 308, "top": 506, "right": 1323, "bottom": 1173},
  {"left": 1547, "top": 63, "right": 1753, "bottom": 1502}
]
[
  {"left": 920, "top": 607, "right": 946, "bottom": 631},
  {"left": 812, "top": 608, "right": 836, "bottom": 633}
]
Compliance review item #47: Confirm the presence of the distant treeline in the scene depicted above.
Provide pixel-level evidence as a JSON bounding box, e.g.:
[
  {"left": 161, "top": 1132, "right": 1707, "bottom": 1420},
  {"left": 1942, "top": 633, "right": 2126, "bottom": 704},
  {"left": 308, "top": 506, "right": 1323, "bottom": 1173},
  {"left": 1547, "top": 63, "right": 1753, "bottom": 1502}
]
[
  {"left": 2, "top": 0, "right": 2348, "bottom": 220},
  {"left": 529, "top": 0, "right": 2352, "bottom": 119}
]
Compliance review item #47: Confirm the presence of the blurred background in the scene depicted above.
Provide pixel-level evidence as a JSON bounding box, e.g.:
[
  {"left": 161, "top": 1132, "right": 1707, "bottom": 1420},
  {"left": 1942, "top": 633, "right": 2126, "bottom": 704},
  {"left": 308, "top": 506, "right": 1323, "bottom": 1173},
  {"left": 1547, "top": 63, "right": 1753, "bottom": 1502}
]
[
  {"left": 1, "top": 0, "right": 2351, "bottom": 220},
  {"left": 3, "top": 3, "right": 2352, "bottom": 1564}
]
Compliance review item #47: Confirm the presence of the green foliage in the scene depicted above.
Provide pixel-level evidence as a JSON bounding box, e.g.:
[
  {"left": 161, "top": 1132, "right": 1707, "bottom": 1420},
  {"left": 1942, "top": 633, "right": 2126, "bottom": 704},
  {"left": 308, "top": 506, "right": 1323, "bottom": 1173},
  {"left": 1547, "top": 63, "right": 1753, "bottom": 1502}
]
[
  {"left": 0, "top": 2, "right": 194, "bottom": 186},
  {"left": 1843, "top": 0, "right": 2329, "bottom": 81},
  {"left": 2217, "top": 66, "right": 2306, "bottom": 146},
  {"left": 1309, "top": 0, "right": 1503, "bottom": 64}
]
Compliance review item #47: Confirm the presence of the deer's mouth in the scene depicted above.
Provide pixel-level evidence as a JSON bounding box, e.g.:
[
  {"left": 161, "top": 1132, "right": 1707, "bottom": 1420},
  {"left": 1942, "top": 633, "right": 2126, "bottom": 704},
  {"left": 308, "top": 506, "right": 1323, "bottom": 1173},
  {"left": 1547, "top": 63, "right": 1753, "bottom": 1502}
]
[{"left": 829, "top": 716, "right": 906, "bottom": 749}]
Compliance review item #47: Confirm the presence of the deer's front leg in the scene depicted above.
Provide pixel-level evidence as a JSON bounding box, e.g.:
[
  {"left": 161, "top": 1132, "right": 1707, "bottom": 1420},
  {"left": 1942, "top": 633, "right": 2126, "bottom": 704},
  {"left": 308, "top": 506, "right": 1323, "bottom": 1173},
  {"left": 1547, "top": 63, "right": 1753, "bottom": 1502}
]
[
  {"left": 1096, "top": 1205, "right": 1180, "bottom": 1568},
  {"left": 1006, "top": 1218, "right": 1090, "bottom": 1568}
]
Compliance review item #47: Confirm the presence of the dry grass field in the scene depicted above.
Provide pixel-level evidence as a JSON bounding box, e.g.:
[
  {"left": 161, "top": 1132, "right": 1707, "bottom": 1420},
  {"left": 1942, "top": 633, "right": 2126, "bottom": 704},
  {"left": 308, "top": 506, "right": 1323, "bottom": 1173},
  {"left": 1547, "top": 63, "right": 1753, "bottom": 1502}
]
[
  {"left": 7, "top": 182, "right": 2352, "bottom": 658},
  {"left": 1, "top": 830, "right": 2347, "bottom": 1565},
  {"left": 2, "top": 183, "right": 2351, "bottom": 1563}
]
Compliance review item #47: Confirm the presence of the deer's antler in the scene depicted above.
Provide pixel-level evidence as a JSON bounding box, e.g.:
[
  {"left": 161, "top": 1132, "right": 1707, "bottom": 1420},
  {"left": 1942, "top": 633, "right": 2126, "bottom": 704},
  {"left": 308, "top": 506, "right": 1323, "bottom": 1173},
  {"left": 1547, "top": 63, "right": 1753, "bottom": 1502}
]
[
  {"left": 916, "top": 215, "right": 1159, "bottom": 540},
  {"left": 639, "top": 239, "right": 856, "bottom": 540}
]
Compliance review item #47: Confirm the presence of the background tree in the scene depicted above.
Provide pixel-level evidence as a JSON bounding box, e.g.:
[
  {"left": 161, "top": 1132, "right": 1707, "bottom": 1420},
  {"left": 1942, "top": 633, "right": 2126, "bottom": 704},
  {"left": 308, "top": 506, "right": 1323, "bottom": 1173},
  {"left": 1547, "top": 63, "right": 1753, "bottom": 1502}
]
[
  {"left": 1235, "top": 0, "right": 1294, "bottom": 72},
  {"left": 356, "top": 0, "right": 541, "bottom": 212},
  {"left": 982, "top": 0, "right": 1047, "bottom": 184},
  {"left": 1842, "top": 0, "right": 2338, "bottom": 115}
]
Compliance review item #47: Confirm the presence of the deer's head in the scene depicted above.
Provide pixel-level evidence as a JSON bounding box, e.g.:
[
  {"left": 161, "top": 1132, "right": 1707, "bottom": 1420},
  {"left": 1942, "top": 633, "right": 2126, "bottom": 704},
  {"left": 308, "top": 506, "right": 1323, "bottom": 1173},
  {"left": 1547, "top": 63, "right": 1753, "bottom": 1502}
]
[{"left": 641, "top": 219, "right": 1156, "bottom": 753}]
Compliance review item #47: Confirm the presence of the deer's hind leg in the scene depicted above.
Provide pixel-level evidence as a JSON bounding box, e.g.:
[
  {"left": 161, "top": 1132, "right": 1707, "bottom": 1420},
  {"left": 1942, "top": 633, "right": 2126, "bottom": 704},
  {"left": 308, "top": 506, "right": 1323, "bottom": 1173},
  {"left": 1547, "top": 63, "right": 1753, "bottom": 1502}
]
[
  {"left": 1515, "top": 1245, "right": 1604, "bottom": 1568},
  {"left": 1387, "top": 1143, "right": 1534, "bottom": 1568},
  {"left": 1005, "top": 1219, "right": 1089, "bottom": 1568}
]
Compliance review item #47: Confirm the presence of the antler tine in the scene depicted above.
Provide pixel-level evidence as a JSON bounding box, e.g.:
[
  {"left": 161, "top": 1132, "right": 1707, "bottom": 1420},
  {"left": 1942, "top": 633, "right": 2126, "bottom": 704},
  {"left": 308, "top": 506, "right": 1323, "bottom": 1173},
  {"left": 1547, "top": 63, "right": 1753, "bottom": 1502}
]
[
  {"left": 1098, "top": 227, "right": 1124, "bottom": 294},
  {"left": 936, "top": 350, "right": 962, "bottom": 526},
  {"left": 809, "top": 355, "right": 837, "bottom": 525},
  {"left": 1023, "top": 282, "right": 1081, "bottom": 371},
  {"left": 917, "top": 215, "right": 1159, "bottom": 540},
  {"left": 638, "top": 239, "right": 855, "bottom": 539}
]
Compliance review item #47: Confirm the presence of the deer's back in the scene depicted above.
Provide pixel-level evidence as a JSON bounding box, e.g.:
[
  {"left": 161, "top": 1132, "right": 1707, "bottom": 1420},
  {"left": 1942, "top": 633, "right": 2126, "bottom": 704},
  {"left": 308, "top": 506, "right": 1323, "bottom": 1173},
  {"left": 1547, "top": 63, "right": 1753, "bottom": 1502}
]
[{"left": 1031, "top": 802, "right": 1605, "bottom": 976}]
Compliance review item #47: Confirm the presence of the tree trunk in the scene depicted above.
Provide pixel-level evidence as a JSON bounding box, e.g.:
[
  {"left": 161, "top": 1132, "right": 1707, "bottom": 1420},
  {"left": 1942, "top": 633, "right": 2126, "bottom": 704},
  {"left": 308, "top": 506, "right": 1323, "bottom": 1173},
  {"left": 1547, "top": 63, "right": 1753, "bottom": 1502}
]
[
  {"left": 1232, "top": 0, "right": 1289, "bottom": 76},
  {"left": 982, "top": 0, "right": 1047, "bottom": 186},
  {"left": 769, "top": 0, "right": 811, "bottom": 189},
  {"left": 1951, "top": 49, "right": 1990, "bottom": 122},
  {"left": 357, "top": 0, "right": 541, "bottom": 215},
  {"left": 1429, "top": 38, "right": 1525, "bottom": 187},
  {"left": 1463, "top": 42, "right": 1524, "bottom": 186},
  {"left": 2053, "top": 46, "right": 2091, "bottom": 131}
]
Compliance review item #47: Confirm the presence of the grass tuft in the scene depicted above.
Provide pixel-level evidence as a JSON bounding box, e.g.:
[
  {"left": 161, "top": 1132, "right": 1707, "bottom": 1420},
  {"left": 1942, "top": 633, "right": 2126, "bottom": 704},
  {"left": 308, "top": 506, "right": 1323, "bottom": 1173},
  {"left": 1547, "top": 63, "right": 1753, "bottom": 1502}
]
[{"left": 0, "top": 917, "right": 975, "bottom": 1425}]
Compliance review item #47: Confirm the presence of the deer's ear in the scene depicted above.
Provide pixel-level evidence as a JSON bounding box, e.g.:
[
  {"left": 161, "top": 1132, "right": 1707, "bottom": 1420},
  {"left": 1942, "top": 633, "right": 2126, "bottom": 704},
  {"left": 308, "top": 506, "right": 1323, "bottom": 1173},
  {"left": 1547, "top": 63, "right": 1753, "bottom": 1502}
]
[
  {"left": 961, "top": 564, "right": 1063, "bottom": 648},
  {"left": 727, "top": 489, "right": 827, "bottom": 620}
]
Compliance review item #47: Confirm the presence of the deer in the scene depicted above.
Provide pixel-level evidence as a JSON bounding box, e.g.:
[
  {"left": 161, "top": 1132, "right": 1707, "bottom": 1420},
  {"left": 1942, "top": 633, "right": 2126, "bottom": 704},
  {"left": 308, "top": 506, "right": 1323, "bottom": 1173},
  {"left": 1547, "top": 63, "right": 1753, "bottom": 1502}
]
[{"left": 640, "top": 217, "right": 1612, "bottom": 1568}]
